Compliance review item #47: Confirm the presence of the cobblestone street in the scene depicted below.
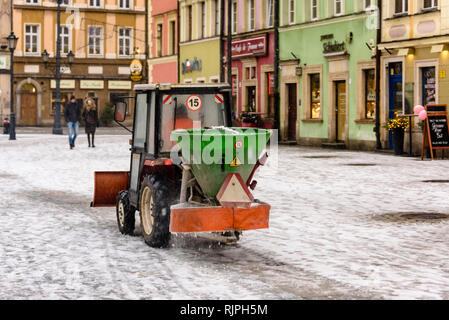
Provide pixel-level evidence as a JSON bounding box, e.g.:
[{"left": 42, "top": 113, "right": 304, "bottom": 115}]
[{"left": 1, "top": 132, "right": 449, "bottom": 299}]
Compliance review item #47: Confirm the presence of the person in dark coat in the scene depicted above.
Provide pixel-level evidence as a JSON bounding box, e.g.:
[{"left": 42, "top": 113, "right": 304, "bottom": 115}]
[
  {"left": 64, "top": 95, "right": 81, "bottom": 149},
  {"left": 82, "top": 97, "right": 99, "bottom": 148}
]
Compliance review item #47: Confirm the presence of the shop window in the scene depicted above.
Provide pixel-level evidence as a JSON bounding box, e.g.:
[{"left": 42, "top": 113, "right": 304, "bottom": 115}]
[
  {"left": 266, "top": 72, "right": 275, "bottom": 118},
  {"left": 364, "top": 69, "right": 376, "bottom": 119},
  {"left": 246, "top": 86, "right": 256, "bottom": 112},
  {"left": 310, "top": 73, "right": 321, "bottom": 119},
  {"left": 51, "top": 91, "right": 72, "bottom": 115}
]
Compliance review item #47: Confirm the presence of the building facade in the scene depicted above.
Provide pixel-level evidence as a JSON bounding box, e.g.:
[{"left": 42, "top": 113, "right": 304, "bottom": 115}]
[
  {"left": 0, "top": 1, "right": 11, "bottom": 122},
  {"left": 148, "top": 0, "right": 178, "bottom": 84},
  {"left": 224, "top": 0, "right": 275, "bottom": 127},
  {"left": 378, "top": 0, "right": 447, "bottom": 154},
  {"left": 12, "top": 0, "right": 147, "bottom": 126},
  {"left": 279, "top": 0, "right": 378, "bottom": 149},
  {"left": 178, "top": 0, "right": 222, "bottom": 85}
]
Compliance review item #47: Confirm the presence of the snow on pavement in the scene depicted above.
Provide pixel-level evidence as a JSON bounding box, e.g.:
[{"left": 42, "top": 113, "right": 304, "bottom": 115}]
[{"left": 0, "top": 133, "right": 449, "bottom": 299}]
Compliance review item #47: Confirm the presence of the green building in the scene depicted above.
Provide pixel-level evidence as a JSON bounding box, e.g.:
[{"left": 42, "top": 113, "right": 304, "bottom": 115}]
[{"left": 279, "top": 0, "right": 378, "bottom": 150}]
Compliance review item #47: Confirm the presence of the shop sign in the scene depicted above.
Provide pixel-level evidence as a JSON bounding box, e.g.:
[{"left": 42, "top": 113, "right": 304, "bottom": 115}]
[
  {"left": 130, "top": 59, "right": 143, "bottom": 82},
  {"left": 181, "top": 57, "right": 202, "bottom": 74},
  {"left": 231, "top": 35, "right": 267, "bottom": 59},
  {"left": 0, "top": 55, "right": 9, "bottom": 70},
  {"left": 323, "top": 40, "right": 346, "bottom": 57},
  {"left": 108, "top": 80, "right": 132, "bottom": 90},
  {"left": 50, "top": 79, "right": 75, "bottom": 89},
  {"left": 320, "top": 34, "right": 334, "bottom": 41},
  {"left": 80, "top": 80, "right": 104, "bottom": 89}
]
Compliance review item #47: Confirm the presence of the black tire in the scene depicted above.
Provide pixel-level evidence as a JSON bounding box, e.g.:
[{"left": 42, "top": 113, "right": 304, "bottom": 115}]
[
  {"left": 116, "top": 190, "right": 136, "bottom": 235},
  {"left": 139, "top": 174, "right": 171, "bottom": 248}
]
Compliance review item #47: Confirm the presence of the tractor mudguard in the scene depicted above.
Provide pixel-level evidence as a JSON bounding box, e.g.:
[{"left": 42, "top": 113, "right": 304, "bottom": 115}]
[{"left": 91, "top": 171, "right": 129, "bottom": 207}]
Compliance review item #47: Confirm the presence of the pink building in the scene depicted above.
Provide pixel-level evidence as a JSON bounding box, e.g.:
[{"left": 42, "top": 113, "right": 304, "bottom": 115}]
[
  {"left": 225, "top": 0, "right": 275, "bottom": 127},
  {"left": 149, "top": 0, "right": 178, "bottom": 84}
]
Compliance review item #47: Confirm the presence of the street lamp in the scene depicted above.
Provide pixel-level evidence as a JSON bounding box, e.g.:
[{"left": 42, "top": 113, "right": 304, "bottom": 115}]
[
  {"left": 41, "top": 49, "right": 50, "bottom": 65},
  {"left": 7, "top": 32, "right": 18, "bottom": 141},
  {"left": 67, "top": 50, "right": 74, "bottom": 64}
]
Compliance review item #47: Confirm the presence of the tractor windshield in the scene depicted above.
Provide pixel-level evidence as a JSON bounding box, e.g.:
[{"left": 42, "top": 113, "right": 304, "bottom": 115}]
[{"left": 160, "top": 93, "right": 227, "bottom": 153}]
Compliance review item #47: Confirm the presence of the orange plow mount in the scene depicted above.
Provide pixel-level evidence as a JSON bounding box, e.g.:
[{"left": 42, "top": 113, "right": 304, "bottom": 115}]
[
  {"left": 91, "top": 171, "right": 129, "bottom": 207},
  {"left": 169, "top": 202, "right": 270, "bottom": 233}
]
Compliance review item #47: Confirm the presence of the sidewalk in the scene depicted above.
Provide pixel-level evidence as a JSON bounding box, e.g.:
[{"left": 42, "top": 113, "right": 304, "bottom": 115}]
[{"left": 8, "top": 125, "right": 131, "bottom": 135}]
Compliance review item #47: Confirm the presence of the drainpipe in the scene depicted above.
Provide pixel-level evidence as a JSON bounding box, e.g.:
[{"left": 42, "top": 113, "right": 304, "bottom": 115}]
[
  {"left": 145, "top": 0, "right": 149, "bottom": 83},
  {"left": 220, "top": 0, "right": 225, "bottom": 83},
  {"left": 227, "top": 0, "right": 232, "bottom": 106},
  {"left": 375, "top": 0, "right": 382, "bottom": 149},
  {"left": 177, "top": 2, "right": 181, "bottom": 83},
  {"left": 273, "top": 0, "right": 280, "bottom": 131}
]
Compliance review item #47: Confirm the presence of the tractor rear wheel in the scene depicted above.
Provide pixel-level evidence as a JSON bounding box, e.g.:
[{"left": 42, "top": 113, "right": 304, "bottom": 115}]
[
  {"left": 116, "top": 190, "right": 136, "bottom": 235},
  {"left": 139, "top": 174, "right": 171, "bottom": 248}
]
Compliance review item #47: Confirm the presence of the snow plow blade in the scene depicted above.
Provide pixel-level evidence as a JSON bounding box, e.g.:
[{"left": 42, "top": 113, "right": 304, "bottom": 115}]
[
  {"left": 91, "top": 171, "right": 129, "bottom": 207},
  {"left": 169, "top": 202, "right": 270, "bottom": 233}
]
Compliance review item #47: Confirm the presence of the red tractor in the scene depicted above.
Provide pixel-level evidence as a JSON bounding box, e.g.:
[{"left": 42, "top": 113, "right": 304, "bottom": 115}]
[{"left": 91, "top": 83, "right": 271, "bottom": 248}]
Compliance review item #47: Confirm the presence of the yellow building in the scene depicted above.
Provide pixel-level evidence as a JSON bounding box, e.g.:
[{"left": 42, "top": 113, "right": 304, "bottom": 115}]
[
  {"left": 178, "top": 0, "right": 222, "bottom": 84},
  {"left": 0, "top": 4, "right": 11, "bottom": 122},
  {"left": 12, "top": 0, "right": 146, "bottom": 126},
  {"left": 378, "top": 0, "right": 448, "bottom": 154}
]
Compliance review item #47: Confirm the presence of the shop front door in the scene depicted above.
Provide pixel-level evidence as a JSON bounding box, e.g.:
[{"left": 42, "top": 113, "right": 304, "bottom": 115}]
[
  {"left": 388, "top": 62, "right": 403, "bottom": 149},
  {"left": 247, "top": 86, "right": 256, "bottom": 112},
  {"left": 20, "top": 93, "right": 37, "bottom": 126},
  {"left": 287, "top": 83, "right": 297, "bottom": 141},
  {"left": 335, "top": 81, "right": 346, "bottom": 142}
]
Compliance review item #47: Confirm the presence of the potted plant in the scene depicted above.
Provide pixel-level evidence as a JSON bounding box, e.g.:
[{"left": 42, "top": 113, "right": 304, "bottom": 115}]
[
  {"left": 385, "top": 113, "right": 409, "bottom": 155},
  {"left": 240, "top": 111, "right": 258, "bottom": 128},
  {"left": 100, "top": 102, "right": 115, "bottom": 127}
]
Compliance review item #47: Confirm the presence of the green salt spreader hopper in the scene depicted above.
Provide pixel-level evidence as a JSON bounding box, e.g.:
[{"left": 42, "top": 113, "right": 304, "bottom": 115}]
[{"left": 171, "top": 127, "right": 272, "bottom": 199}]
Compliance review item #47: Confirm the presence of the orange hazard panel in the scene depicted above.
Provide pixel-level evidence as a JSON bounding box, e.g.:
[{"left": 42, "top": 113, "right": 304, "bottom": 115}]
[
  {"left": 91, "top": 171, "right": 129, "bottom": 207},
  {"left": 170, "top": 203, "right": 270, "bottom": 233}
]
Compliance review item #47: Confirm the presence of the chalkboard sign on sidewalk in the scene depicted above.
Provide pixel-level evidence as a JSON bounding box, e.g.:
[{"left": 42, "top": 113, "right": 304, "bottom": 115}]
[{"left": 421, "top": 104, "right": 449, "bottom": 160}]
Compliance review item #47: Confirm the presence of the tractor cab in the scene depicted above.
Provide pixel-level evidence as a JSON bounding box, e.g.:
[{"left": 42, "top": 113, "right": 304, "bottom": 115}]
[{"left": 92, "top": 83, "right": 272, "bottom": 248}]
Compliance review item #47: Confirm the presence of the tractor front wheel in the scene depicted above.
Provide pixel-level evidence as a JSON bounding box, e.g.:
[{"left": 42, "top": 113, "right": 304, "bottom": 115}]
[
  {"left": 116, "top": 190, "right": 136, "bottom": 235},
  {"left": 139, "top": 174, "right": 171, "bottom": 248}
]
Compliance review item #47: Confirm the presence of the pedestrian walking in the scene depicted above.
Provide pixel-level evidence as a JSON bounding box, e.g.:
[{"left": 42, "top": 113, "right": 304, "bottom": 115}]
[
  {"left": 82, "top": 97, "right": 99, "bottom": 148},
  {"left": 64, "top": 95, "right": 81, "bottom": 149}
]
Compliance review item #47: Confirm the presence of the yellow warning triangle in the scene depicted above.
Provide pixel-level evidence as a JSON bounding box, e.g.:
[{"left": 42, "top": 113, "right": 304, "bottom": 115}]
[{"left": 230, "top": 157, "right": 242, "bottom": 167}]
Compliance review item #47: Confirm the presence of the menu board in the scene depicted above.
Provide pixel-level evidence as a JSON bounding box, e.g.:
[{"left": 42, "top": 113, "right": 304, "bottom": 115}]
[{"left": 422, "top": 104, "right": 449, "bottom": 160}]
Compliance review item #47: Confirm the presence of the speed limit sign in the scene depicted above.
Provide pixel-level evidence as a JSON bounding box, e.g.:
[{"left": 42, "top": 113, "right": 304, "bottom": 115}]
[{"left": 186, "top": 95, "right": 202, "bottom": 111}]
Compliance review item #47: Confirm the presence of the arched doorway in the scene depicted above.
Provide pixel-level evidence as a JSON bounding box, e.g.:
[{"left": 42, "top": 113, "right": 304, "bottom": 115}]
[
  {"left": 16, "top": 78, "right": 42, "bottom": 126},
  {"left": 20, "top": 83, "right": 37, "bottom": 126}
]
